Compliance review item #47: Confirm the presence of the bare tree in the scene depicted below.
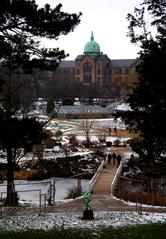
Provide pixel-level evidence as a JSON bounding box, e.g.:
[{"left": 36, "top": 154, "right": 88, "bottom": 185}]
[{"left": 80, "top": 107, "right": 96, "bottom": 146}]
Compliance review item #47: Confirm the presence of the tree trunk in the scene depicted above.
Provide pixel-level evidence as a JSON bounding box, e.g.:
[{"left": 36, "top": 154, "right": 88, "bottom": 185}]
[
  {"left": 86, "top": 133, "right": 90, "bottom": 146},
  {"left": 5, "top": 147, "right": 18, "bottom": 206}
]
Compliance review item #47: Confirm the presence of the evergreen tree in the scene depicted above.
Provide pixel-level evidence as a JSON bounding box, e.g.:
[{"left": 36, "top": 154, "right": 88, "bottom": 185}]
[
  {"left": 0, "top": 0, "right": 81, "bottom": 205},
  {"left": 0, "top": 0, "right": 81, "bottom": 70},
  {"left": 123, "top": 0, "right": 166, "bottom": 177},
  {"left": 46, "top": 96, "right": 55, "bottom": 115}
]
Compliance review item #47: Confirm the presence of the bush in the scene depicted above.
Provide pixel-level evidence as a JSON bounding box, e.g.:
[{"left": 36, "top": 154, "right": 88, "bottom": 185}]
[
  {"left": 55, "top": 130, "right": 63, "bottom": 141},
  {"left": 68, "top": 134, "right": 79, "bottom": 146},
  {"left": 113, "top": 139, "right": 121, "bottom": 147},
  {"left": 65, "top": 186, "right": 83, "bottom": 199},
  {"left": 0, "top": 223, "right": 166, "bottom": 239}
]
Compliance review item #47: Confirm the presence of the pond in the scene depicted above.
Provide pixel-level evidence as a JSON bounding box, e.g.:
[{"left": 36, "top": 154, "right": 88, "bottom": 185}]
[{"left": 0, "top": 177, "right": 89, "bottom": 204}]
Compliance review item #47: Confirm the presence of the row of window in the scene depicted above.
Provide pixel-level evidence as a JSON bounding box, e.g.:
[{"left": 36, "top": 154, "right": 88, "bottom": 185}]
[
  {"left": 76, "top": 68, "right": 129, "bottom": 75},
  {"left": 75, "top": 76, "right": 128, "bottom": 83},
  {"left": 77, "top": 68, "right": 102, "bottom": 74},
  {"left": 56, "top": 67, "right": 130, "bottom": 76}
]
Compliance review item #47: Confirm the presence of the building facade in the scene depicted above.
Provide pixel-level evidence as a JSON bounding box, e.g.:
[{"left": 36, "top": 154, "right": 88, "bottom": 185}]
[{"left": 53, "top": 32, "right": 138, "bottom": 100}]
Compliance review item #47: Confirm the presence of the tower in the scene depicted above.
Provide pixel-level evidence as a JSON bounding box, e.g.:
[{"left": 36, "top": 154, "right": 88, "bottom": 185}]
[{"left": 75, "top": 32, "right": 110, "bottom": 89}]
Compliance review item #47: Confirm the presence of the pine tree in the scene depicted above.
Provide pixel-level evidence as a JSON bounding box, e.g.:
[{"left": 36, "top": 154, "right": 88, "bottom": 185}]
[
  {"left": 46, "top": 96, "right": 55, "bottom": 115},
  {"left": 124, "top": 0, "right": 166, "bottom": 177},
  {"left": 0, "top": 0, "right": 81, "bottom": 205}
]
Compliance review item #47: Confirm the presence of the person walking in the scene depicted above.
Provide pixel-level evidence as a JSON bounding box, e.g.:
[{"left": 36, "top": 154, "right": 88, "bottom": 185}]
[
  {"left": 114, "top": 126, "right": 117, "bottom": 136},
  {"left": 112, "top": 152, "right": 116, "bottom": 165},
  {"left": 117, "top": 154, "right": 122, "bottom": 167},
  {"left": 108, "top": 153, "right": 112, "bottom": 164}
]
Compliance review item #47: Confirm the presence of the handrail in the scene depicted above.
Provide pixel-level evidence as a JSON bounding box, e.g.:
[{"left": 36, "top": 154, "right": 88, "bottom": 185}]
[
  {"left": 88, "top": 159, "right": 106, "bottom": 192},
  {"left": 111, "top": 160, "right": 123, "bottom": 195}
]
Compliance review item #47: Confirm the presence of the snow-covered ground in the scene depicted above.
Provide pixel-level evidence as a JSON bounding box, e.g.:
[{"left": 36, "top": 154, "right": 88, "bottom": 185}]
[
  {"left": 0, "top": 178, "right": 90, "bottom": 204},
  {"left": 0, "top": 117, "right": 129, "bottom": 164},
  {"left": 43, "top": 117, "right": 127, "bottom": 135},
  {"left": 0, "top": 211, "right": 165, "bottom": 231}
]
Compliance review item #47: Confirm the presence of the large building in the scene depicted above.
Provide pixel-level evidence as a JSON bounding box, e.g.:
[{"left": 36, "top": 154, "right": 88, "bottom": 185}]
[
  {"left": 0, "top": 32, "right": 138, "bottom": 106},
  {"left": 52, "top": 32, "right": 138, "bottom": 100}
]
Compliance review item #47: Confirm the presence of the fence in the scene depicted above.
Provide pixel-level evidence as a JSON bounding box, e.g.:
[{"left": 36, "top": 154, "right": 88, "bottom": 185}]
[
  {"left": 111, "top": 160, "right": 123, "bottom": 195},
  {"left": 0, "top": 181, "right": 55, "bottom": 217},
  {"left": 115, "top": 176, "right": 166, "bottom": 206}
]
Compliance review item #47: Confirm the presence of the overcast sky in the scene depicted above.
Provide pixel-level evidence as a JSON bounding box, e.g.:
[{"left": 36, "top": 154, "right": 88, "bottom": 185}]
[{"left": 36, "top": 0, "right": 143, "bottom": 60}]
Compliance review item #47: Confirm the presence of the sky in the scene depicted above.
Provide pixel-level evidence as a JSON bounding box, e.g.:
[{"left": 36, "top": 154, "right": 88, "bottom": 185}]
[{"left": 36, "top": 0, "right": 143, "bottom": 60}]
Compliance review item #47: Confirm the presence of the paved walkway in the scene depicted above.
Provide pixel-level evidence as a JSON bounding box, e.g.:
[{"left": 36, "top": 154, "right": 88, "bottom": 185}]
[
  {"left": 92, "top": 147, "right": 131, "bottom": 195},
  {"left": 92, "top": 163, "right": 117, "bottom": 195}
]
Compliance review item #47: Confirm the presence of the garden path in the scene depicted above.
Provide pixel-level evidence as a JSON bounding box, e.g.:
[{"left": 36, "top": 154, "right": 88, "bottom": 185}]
[
  {"left": 92, "top": 164, "right": 117, "bottom": 195},
  {"left": 92, "top": 147, "right": 132, "bottom": 195}
]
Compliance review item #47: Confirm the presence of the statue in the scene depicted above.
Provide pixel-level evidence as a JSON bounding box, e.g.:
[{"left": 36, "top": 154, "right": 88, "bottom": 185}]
[
  {"left": 82, "top": 191, "right": 94, "bottom": 220},
  {"left": 83, "top": 191, "right": 92, "bottom": 209}
]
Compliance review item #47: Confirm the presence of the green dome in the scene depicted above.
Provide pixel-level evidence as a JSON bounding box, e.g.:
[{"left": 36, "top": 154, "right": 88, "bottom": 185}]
[{"left": 84, "top": 32, "right": 100, "bottom": 53}]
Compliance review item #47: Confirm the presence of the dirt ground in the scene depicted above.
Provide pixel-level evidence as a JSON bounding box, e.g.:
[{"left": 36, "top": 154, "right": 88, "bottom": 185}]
[{"left": 2, "top": 195, "right": 166, "bottom": 218}]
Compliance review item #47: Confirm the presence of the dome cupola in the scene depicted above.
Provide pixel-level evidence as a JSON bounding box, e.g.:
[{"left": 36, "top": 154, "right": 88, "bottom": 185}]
[{"left": 84, "top": 31, "right": 100, "bottom": 54}]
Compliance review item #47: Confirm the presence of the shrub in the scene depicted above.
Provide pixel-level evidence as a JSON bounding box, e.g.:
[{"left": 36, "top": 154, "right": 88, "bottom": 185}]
[
  {"left": 65, "top": 186, "right": 83, "bottom": 199},
  {"left": 68, "top": 134, "right": 79, "bottom": 146}
]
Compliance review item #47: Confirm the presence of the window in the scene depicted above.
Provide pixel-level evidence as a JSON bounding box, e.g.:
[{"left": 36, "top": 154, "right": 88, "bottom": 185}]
[
  {"left": 83, "top": 62, "right": 92, "bottom": 73},
  {"left": 114, "top": 68, "right": 122, "bottom": 74},
  {"left": 125, "top": 68, "right": 129, "bottom": 74},
  {"left": 83, "top": 75, "right": 92, "bottom": 82},
  {"left": 77, "top": 68, "right": 80, "bottom": 74},
  {"left": 83, "top": 61, "right": 92, "bottom": 83}
]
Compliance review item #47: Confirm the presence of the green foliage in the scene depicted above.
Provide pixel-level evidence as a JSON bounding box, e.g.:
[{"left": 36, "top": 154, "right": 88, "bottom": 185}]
[
  {"left": 0, "top": 223, "right": 166, "bottom": 239},
  {"left": 0, "top": 116, "right": 45, "bottom": 153},
  {"left": 123, "top": 0, "right": 166, "bottom": 173},
  {"left": 0, "top": 0, "right": 81, "bottom": 204},
  {"left": 0, "top": 0, "right": 81, "bottom": 70}
]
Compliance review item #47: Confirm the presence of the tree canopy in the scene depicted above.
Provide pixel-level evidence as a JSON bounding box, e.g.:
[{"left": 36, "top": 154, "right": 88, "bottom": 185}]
[
  {"left": 123, "top": 0, "right": 166, "bottom": 176},
  {"left": 0, "top": 0, "right": 81, "bottom": 70},
  {"left": 0, "top": 0, "right": 81, "bottom": 205}
]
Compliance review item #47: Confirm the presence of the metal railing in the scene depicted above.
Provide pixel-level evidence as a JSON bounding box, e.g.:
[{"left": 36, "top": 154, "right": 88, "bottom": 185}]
[
  {"left": 88, "top": 158, "right": 107, "bottom": 192},
  {"left": 111, "top": 161, "right": 123, "bottom": 195}
]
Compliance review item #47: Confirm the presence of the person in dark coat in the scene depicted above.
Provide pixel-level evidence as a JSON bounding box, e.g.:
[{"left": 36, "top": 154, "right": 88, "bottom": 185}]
[
  {"left": 114, "top": 126, "right": 117, "bottom": 136},
  {"left": 107, "top": 153, "right": 112, "bottom": 164},
  {"left": 117, "top": 154, "right": 122, "bottom": 167},
  {"left": 112, "top": 152, "right": 116, "bottom": 165}
]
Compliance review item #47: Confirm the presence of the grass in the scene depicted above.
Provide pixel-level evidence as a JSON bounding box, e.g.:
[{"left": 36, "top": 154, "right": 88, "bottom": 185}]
[{"left": 0, "top": 223, "right": 166, "bottom": 239}]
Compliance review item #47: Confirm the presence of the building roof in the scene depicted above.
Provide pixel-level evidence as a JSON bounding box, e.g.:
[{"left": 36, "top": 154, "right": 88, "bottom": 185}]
[
  {"left": 75, "top": 53, "right": 109, "bottom": 61},
  {"left": 59, "top": 61, "right": 75, "bottom": 68},
  {"left": 111, "top": 59, "right": 136, "bottom": 68},
  {"left": 58, "top": 58, "right": 136, "bottom": 69},
  {"left": 84, "top": 31, "right": 100, "bottom": 54}
]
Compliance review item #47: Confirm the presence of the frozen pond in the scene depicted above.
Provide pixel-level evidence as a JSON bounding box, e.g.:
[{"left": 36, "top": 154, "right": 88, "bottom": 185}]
[{"left": 0, "top": 177, "right": 89, "bottom": 204}]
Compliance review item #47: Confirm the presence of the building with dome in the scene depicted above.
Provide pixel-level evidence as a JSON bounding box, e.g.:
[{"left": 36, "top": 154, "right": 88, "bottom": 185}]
[
  {"left": 39, "top": 32, "right": 138, "bottom": 100},
  {"left": 84, "top": 31, "right": 100, "bottom": 53}
]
